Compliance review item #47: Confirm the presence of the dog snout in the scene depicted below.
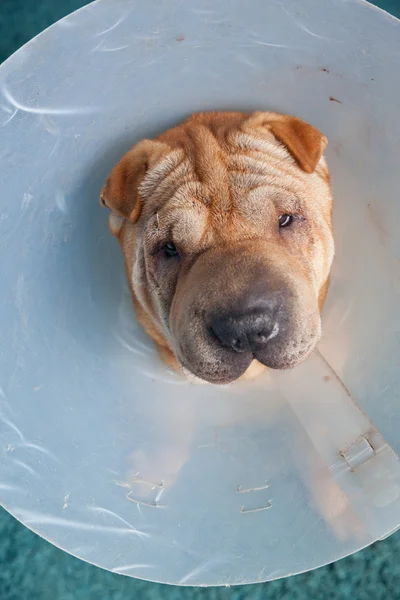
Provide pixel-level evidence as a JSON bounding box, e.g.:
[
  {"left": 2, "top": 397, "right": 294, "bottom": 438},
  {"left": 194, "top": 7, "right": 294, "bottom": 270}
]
[{"left": 210, "top": 297, "right": 280, "bottom": 355}]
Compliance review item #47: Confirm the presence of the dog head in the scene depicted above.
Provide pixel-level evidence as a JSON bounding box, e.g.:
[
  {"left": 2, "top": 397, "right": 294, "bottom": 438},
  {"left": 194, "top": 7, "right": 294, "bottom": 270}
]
[{"left": 101, "top": 111, "right": 334, "bottom": 384}]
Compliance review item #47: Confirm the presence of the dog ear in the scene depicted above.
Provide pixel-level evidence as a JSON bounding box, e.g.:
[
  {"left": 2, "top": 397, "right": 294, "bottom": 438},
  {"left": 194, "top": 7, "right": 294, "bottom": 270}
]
[
  {"left": 100, "top": 140, "right": 169, "bottom": 223},
  {"left": 269, "top": 116, "right": 327, "bottom": 174}
]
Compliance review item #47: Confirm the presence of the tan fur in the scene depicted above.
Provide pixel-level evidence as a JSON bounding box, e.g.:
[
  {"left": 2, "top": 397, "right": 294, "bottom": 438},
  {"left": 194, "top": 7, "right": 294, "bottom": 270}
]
[{"left": 101, "top": 111, "right": 334, "bottom": 384}]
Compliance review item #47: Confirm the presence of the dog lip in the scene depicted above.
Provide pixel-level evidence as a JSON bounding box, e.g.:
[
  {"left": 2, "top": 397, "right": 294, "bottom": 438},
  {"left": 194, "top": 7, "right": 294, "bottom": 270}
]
[
  {"left": 177, "top": 355, "right": 251, "bottom": 385},
  {"left": 254, "top": 340, "right": 316, "bottom": 370}
]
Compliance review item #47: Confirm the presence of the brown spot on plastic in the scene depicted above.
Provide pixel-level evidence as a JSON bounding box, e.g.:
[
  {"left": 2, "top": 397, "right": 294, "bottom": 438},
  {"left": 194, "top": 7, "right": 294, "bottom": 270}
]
[{"left": 367, "top": 203, "right": 390, "bottom": 246}]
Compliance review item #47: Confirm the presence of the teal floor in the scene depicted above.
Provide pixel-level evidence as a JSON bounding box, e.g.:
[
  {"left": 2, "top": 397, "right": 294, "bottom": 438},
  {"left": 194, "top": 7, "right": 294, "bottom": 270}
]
[{"left": 1, "top": 1, "right": 400, "bottom": 599}]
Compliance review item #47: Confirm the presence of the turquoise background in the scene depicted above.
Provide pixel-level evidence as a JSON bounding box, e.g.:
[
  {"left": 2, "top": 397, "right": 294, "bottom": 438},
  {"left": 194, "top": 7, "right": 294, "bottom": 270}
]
[{"left": 1, "top": 1, "right": 399, "bottom": 598}]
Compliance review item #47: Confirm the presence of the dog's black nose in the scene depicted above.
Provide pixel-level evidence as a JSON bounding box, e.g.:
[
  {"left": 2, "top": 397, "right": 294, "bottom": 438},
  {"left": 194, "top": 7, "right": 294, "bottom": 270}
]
[{"left": 210, "top": 307, "right": 278, "bottom": 354}]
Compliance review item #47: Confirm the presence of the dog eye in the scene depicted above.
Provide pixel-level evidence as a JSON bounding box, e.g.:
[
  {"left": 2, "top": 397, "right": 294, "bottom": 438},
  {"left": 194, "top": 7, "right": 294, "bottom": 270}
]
[
  {"left": 163, "top": 242, "right": 179, "bottom": 258},
  {"left": 278, "top": 214, "right": 293, "bottom": 228}
]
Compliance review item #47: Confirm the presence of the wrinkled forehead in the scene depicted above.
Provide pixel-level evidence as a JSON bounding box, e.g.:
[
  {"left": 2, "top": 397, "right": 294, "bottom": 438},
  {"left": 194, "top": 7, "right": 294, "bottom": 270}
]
[
  {"left": 157, "top": 182, "right": 303, "bottom": 230},
  {"left": 139, "top": 138, "right": 313, "bottom": 237}
]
